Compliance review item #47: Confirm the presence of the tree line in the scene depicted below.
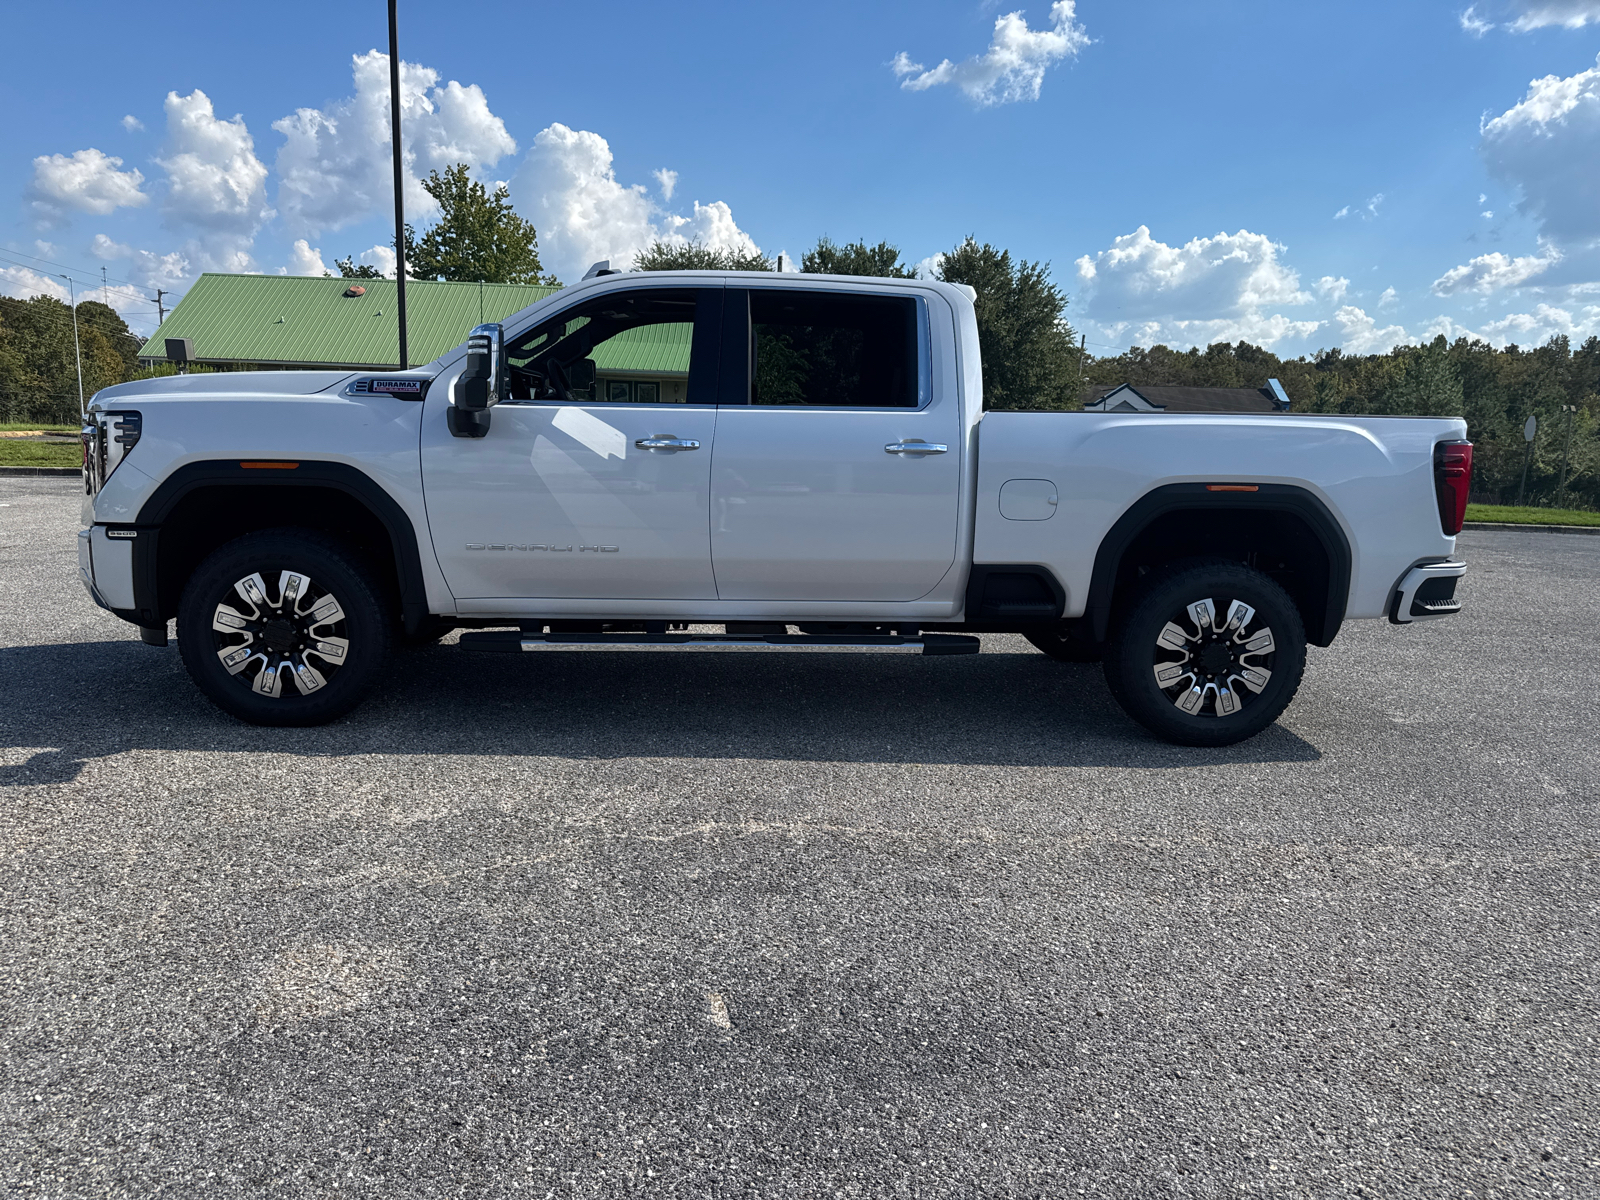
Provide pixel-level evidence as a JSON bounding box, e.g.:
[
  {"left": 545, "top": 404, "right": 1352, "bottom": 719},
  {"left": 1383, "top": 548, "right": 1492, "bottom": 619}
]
[{"left": 4, "top": 160, "right": 1594, "bottom": 508}]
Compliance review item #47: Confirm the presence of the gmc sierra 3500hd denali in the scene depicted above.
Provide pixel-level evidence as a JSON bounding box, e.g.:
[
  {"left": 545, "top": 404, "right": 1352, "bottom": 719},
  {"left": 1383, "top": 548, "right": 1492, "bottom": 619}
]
[{"left": 77, "top": 269, "right": 1471, "bottom": 746}]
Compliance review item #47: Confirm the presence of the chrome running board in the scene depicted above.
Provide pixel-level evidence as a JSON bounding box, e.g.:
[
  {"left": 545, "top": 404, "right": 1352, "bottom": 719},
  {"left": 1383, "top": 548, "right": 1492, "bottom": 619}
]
[{"left": 458, "top": 631, "right": 980, "bottom": 656}]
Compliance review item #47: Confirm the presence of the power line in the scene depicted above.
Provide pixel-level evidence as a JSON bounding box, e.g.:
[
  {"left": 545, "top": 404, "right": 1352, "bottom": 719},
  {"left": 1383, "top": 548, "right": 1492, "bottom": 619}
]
[
  {"left": 0, "top": 252, "right": 172, "bottom": 308},
  {"left": 0, "top": 244, "right": 162, "bottom": 295}
]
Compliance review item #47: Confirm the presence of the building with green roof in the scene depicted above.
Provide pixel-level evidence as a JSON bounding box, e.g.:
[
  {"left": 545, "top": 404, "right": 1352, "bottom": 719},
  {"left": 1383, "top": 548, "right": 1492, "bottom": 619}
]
[
  {"left": 138, "top": 273, "right": 561, "bottom": 371},
  {"left": 138, "top": 272, "right": 694, "bottom": 403}
]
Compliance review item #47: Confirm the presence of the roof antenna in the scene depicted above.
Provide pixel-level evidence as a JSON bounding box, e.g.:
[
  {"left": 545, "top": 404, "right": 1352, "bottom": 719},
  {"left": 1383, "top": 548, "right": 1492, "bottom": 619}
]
[
  {"left": 387, "top": 0, "right": 410, "bottom": 370},
  {"left": 582, "top": 260, "right": 621, "bottom": 280}
]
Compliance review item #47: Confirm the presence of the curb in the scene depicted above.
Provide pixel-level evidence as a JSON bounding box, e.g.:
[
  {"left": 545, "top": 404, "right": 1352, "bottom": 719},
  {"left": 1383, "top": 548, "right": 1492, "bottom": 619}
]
[
  {"left": 1463, "top": 520, "right": 1600, "bottom": 537},
  {"left": 0, "top": 466, "right": 79, "bottom": 477}
]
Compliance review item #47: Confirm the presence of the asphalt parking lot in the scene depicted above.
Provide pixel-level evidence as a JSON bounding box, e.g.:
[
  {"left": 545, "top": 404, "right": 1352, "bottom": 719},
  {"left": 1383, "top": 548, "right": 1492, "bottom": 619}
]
[{"left": 2, "top": 474, "right": 1597, "bottom": 1199}]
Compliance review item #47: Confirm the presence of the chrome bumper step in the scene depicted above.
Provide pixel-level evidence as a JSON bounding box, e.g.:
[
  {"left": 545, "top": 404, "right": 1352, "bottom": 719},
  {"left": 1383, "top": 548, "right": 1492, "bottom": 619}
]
[{"left": 458, "top": 631, "right": 981, "bottom": 656}]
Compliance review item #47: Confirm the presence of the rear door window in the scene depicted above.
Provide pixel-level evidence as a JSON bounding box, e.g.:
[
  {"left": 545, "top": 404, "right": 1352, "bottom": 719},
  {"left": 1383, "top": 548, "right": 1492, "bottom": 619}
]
[{"left": 747, "top": 290, "right": 920, "bottom": 408}]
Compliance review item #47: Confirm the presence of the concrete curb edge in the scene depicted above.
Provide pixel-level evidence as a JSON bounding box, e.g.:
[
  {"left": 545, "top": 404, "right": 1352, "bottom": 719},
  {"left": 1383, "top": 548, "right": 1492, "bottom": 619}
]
[
  {"left": 1463, "top": 520, "right": 1600, "bottom": 537},
  {"left": 0, "top": 466, "right": 79, "bottom": 477}
]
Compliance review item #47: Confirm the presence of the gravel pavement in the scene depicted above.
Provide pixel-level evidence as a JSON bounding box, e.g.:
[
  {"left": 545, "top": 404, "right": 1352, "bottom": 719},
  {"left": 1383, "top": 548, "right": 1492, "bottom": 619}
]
[{"left": 1, "top": 475, "right": 1597, "bottom": 1198}]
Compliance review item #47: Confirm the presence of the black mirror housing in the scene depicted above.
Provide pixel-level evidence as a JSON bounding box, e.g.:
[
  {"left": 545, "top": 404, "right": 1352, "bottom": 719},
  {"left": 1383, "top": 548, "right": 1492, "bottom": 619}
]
[{"left": 452, "top": 323, "right": 503, "bottom": 438}]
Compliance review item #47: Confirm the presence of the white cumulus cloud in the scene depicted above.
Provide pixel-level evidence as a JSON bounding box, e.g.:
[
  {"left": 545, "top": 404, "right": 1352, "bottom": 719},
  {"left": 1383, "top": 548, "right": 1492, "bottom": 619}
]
[
  {"left": 285, "top": 239, "right": 328, "bottom": 276},
  {"left": 273, "top": 50, "right": 517, "bottom": 237},
  {"left": 1075, "top": 225, "right": 1317, "bottom": 348},
  {"left": 1316, "top": 275, "right": 1350, "bottom": 302},
  {"left": 1333, "top": 306, "right": 1416, "bottom": 354},
  {"left": 26, "top": 148, "right": 149, "bottom": 226},
  {"left": 1431, "top": 246, "right": 1561, "bottom": 294},
  {"left": 90, "top": 234, "right": 192, "bottom": 298},
  {"left": 121, "top": 115, "right": 145, "bottom": 133},
  {"left": 892, "top": 1, "right": 1089, "bottom": 106},
  {"left": 1461, "top": 1, "right": 1600, "bottom": 32},
  {"left": 653, "top": 168, "right": 678, "bottom": 201},
  {"left": 155, "top": 89, "right": 273, "bottom": 271},
  {"left": 511, "top": 123, "right": 759, "bottom": 282},
  {"left": 0, "top": 265, "right": 71, "bottom": 303},
  {"left": 1480, "top": 52, "right": 1600, "bottom": 244}
]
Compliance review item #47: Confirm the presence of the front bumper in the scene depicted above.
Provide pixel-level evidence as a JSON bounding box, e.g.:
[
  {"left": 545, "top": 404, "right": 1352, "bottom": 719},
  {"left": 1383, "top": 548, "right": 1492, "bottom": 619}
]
[{"left": 1389, "top": 560, "right": 1466, "bottom": 624}]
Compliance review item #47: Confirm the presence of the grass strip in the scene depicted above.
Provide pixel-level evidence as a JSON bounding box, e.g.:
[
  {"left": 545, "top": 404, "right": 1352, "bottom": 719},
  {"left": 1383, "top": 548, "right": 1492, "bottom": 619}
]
[
  {"left": 0, "top": 423, "right": 79, "bottom": 433},
  {"left": 1466, "top": 503, "right": 1600, "bottom": 527},
  {"left": 0, "top": 441, "right": 80, "bottom": 468}
]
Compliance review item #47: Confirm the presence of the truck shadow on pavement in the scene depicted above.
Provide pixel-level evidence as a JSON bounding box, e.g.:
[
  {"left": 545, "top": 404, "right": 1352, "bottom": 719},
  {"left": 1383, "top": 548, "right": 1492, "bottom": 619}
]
[{"left": 0, "top": 637, "right": 1321, "bottom": 782}]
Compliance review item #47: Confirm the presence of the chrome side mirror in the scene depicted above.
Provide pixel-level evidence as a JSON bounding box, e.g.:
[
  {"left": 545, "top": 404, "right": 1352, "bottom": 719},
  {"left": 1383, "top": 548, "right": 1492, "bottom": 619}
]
[{"left": 450, "top": 323, "right": 503, "bottom": 438}]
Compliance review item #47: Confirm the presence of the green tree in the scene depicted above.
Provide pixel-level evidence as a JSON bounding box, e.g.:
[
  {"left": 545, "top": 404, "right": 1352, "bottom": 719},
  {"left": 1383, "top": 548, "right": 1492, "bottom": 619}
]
[
  {"left": 1386, "top": 336, "right": 1465, "bottom": 417},
  {"left": 0, "top": 295, "right": 138, "bottom": 424},
  {"left": 935, "top": 236, "right": 1079, "bottom": 410},
  {"left": 403, "top": 164, "right": 556, "bottom": 285},
  {"left": 633, "top": 240, "right": 772, "bottom": 272},
  {"left": 802, "top": 237, "right": 915, "bottom": 277},
  {"left": 333, "top": 256, "right": 383, "bottom": 280}
]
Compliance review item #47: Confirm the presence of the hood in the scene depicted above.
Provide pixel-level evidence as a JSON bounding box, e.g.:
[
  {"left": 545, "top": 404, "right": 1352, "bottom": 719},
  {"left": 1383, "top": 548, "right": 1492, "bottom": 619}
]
[{"left": 90, "top": 370, "right": 362, "bottom": 405}]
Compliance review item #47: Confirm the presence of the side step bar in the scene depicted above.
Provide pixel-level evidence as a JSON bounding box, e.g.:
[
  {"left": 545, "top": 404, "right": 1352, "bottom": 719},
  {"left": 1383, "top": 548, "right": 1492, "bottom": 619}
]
[{"left": 458, "top": 631, "right": 980, "bottom": 656}]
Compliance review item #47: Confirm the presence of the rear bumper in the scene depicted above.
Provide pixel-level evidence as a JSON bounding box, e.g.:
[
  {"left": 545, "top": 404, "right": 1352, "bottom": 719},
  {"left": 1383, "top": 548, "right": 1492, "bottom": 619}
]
[{"left": 1389, "top": 560, "right": 1466, "bottom": 624}]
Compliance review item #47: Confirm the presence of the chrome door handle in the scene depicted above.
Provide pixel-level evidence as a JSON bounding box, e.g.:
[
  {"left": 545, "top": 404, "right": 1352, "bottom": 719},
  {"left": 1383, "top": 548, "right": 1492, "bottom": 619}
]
[
  {"left": 635, "top": 436, "right": 701, "bottom": 451},
  {"left": 885, "top": 441, "right": 948, "bottom": 455}
]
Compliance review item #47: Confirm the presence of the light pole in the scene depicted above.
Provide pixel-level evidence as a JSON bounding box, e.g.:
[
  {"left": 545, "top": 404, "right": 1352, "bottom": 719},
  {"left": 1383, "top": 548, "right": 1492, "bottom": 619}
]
[
  {"left": 1557, "top": 404, "right": 1578, "bottom": 507},
  {"left": 59, "top": 275, "right": 84, "bottom": 420},
  {"left": 388, "top": 0, "right": 410, "bottom": 371}
]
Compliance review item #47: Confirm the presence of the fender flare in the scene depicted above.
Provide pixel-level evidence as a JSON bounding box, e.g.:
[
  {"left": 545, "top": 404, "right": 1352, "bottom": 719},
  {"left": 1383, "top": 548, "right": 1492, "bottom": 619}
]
[
  {"left": 1085, "top": 482, "right": 1352, "bottom": 647},
  {"left": 124, "top": 460, "right": 431, "bottom": 632}
]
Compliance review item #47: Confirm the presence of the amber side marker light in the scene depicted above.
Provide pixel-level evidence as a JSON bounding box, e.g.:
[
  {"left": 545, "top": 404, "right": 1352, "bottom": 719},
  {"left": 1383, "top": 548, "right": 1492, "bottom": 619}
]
[
  {"left": 240, "top": 462, "right": 300, "bottom": 470},
  {"left": 1205, "top": 484, "right": 1259, "bottom": 492}
]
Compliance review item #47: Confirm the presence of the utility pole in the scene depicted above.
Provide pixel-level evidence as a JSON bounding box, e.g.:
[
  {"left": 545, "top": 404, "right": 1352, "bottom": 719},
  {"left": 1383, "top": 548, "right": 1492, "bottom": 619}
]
[
  {"left": 388, "top": 0, "right": 410, "bottom": 371},
  {"left": 101, "top": 266, "right": 108, "bottom": 307},
  {"left": 1077, "top": 331, "right": 1088, "bottom": 407},
  {"left": 1557, "top": 404, "right": 1577, "bottom": 507},
  {"left": 155, "top": 288, "right": 167, "bottom": 326},
  {"left": 59, "top": 275, "right": 84, "bottom": 419}
]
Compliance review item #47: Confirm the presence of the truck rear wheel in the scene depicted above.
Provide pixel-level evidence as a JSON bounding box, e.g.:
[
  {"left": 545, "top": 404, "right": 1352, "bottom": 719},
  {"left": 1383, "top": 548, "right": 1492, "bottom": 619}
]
[
  {"left": 1103, "top": 559, "right": 1305, "bottom": 747},
  {"left": 176, "top": 530, "right": 390, "bottom": 727}
]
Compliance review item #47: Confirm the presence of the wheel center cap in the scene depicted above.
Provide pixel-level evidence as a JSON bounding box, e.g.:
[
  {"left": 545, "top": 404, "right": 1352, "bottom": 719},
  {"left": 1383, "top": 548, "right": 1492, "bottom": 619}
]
[
  {"left": 260, "top": 617, "right": 297, "bottom": 655},
  {"left": 1198, "top": 640, "right": 1233, "bottom": 675}
]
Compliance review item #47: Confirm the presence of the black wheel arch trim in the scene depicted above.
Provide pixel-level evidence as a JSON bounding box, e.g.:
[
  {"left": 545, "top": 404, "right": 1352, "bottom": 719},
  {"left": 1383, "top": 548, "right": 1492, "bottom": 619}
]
[
  {"left": 1086, "top": 482, "right": 1352, "bottom": 648},
  {"left": 127, "top": 460, "right": 431, "bottom": 634}
]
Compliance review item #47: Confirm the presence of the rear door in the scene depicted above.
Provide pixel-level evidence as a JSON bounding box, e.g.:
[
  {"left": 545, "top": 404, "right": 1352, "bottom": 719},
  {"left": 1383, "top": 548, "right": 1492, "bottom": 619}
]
[
  {"left": 421, "top": 285, "right": 724, "bottom": 600},
  {"left": 708, "top": 286, "right": 960, "bottom": 602}
]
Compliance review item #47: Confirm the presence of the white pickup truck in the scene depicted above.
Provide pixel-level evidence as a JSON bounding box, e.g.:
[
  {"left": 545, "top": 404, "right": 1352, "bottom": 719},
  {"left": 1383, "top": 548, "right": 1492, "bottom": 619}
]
[{"left": 77, "top": 270, "right": 1471, "bottom": 745}]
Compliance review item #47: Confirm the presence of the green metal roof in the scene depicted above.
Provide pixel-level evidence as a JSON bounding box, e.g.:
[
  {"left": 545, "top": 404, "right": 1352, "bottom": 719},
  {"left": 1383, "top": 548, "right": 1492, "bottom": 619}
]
[
  {"left": 590, "top": 323, "right": 692, "bottom": 376},
  {"left": 138, "top": 273, "right": 561, "bottom": 369}
]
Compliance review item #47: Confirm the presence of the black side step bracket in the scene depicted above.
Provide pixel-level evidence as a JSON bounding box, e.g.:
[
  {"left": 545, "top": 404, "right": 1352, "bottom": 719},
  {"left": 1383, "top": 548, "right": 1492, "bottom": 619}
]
[{"left": 458, "top": 631, "right": 980, "bottom": 657}]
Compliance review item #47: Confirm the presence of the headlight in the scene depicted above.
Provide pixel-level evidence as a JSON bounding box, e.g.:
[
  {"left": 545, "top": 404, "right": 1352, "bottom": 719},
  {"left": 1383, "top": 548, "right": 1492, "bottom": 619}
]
[{"left": 84, "top": 410, "right": 141, "bottom": 495}]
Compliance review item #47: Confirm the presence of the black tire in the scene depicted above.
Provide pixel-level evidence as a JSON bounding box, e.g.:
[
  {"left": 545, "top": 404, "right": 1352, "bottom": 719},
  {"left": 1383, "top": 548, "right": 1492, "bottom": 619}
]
[
  {"left": 1103, "top": 559, "right": 1306, "bottom": 747},
  {"left": 177, "top": 530, "right": 391, "bottom": 727},
  {"left": 1025, "top": 627, "right": 1103, "bottom": 663}
]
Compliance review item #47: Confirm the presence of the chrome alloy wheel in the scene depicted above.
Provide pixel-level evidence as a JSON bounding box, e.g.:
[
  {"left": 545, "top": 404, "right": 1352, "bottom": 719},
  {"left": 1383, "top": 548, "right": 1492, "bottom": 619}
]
[
  {"left": 210, "top": 570, "right": 350, "bottom": 698},
  {"left": 1150, "top": 597, "right": 1276, "bottom": 719}
]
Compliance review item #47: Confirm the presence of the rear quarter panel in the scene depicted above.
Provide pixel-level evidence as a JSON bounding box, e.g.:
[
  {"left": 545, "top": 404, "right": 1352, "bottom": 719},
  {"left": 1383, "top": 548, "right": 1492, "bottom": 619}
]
[{"left": 974, "top": 412, "right": 1465, "bottom": 621}]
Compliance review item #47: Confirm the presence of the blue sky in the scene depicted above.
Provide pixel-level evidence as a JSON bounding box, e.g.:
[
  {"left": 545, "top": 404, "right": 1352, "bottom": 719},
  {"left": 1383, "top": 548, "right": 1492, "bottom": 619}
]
[{"left": 4, "top": 0, "right": 1600, "bottom": 358}]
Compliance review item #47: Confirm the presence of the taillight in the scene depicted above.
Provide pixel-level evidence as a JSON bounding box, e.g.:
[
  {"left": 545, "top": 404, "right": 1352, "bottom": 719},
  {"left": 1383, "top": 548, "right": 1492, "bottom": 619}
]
[{"left": 1434, "top": 439, "right": 1472, "bottom": 536}]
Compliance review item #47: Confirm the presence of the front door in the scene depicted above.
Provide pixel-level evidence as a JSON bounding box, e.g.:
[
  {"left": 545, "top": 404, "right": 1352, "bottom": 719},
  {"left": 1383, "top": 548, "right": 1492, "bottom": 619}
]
[
  {"left": 709, "top": 287, "right": 961, "bottom": 602},
  {"left": 422, "top": 285, "right": 723, "bottom": 601}
]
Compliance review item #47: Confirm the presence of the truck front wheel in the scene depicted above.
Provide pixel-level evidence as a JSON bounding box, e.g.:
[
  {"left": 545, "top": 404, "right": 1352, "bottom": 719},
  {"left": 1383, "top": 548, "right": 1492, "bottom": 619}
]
[
  {"left": 1103, "top": 559, "right": 1306, "bottom": 747},
  {"left": 176, "top": 530, "right": 391, "bottom": 727}
]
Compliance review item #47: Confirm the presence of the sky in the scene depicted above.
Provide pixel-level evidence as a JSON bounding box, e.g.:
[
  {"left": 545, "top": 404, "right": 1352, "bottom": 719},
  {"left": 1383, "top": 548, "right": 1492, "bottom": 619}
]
[{"left": 3, "top": 0, "right": 1600, "bottom": 360}]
